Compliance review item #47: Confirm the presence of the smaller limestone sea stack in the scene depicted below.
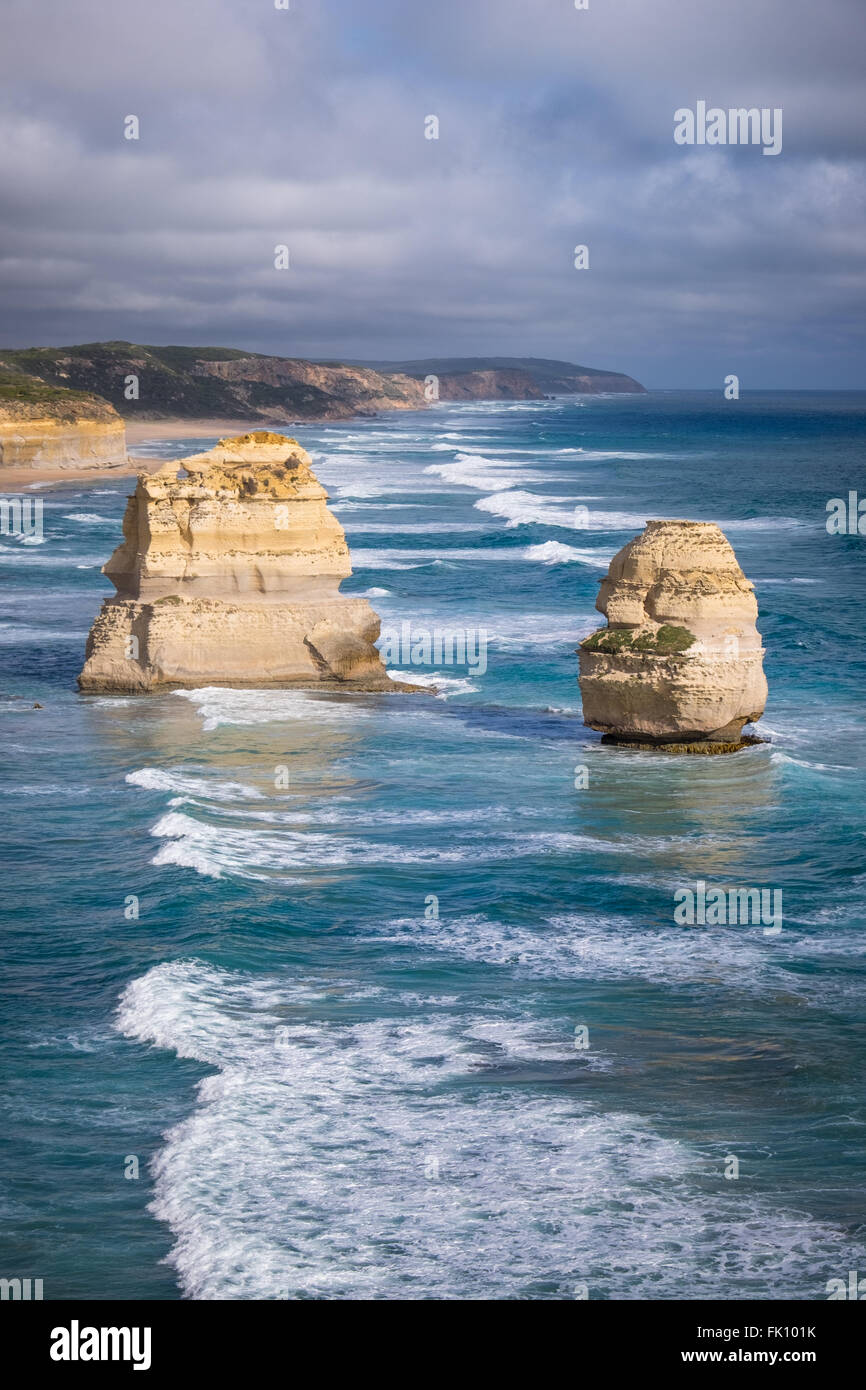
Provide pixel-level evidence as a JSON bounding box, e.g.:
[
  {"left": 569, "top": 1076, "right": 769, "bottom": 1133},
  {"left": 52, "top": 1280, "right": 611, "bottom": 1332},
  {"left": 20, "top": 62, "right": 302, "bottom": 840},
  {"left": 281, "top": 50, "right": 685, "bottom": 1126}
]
[
  {"left": 578, "top": 520, "right": 767, "bottom": 751},
  {"left": 79, "top": 432, "right": 395, "bottom": 693}
]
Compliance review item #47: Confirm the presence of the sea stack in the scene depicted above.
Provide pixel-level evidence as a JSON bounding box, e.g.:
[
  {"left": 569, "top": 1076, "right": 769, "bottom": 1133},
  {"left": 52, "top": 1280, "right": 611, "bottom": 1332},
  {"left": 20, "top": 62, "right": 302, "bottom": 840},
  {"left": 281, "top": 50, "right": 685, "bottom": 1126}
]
[
  {"left": 578, "top": 520, "right": 767, "bottom": 751},
  {"left": 79, "top": 431, "right": 395, "bottom": 692}
]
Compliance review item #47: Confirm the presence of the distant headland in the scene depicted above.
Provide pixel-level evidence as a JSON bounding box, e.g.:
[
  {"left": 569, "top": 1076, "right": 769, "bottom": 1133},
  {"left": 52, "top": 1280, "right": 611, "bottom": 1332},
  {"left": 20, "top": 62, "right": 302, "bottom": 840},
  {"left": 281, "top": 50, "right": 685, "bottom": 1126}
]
[{"left": 0, "top": 342, "right": 645, "bottom": 476}]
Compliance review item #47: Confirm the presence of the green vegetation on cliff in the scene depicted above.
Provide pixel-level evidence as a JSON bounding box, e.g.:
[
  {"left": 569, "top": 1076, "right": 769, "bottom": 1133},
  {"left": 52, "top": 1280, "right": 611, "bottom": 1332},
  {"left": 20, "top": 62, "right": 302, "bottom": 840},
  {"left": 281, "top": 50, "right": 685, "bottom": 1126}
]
[
  {"left": 0, "top": 341, "right": 645, "bottom": 422},
  {"left": 0, "top": 365, "right": 118, "bottom": 421},
  {"left": 581, "top": 624, "right": 696, "bottom": 655},
  {"left": 0, "top": 342, "right": 413, "bottom": 421},
  {"left": 339, "top": 355, "right": 646, "bottom": 393},
  {"left": 2, "top": 343, "right": 277, "bottom": 420}
]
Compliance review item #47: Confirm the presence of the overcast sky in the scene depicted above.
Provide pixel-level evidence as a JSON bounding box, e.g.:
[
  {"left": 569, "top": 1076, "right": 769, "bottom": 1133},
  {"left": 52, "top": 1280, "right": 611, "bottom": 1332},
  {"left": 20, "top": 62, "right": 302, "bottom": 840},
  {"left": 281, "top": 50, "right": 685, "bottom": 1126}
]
[{"left": 1, "top": 0, "right": 864, "bottom": 386}]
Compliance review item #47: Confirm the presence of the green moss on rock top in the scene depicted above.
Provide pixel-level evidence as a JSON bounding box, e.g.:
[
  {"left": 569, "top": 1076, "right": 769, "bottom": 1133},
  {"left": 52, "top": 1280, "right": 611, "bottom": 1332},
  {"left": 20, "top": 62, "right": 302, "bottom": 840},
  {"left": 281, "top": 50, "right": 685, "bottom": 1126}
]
[{"left": 581, "top": 623, "right": 696, "bottom": 655}]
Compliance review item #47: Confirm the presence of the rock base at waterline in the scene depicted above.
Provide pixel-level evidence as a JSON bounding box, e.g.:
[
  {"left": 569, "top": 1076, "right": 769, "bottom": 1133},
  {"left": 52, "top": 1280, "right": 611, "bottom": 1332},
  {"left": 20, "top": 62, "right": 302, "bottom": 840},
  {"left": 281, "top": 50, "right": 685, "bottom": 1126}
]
[{"left": 599, "top": 733, "right": 767, "bottom": 755}]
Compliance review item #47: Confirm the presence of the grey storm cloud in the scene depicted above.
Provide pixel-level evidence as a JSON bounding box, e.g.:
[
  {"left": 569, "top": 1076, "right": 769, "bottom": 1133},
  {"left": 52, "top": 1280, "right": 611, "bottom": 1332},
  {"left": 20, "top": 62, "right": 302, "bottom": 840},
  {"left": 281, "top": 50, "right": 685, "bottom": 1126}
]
[{"left": 0, "top": 0, "right": 864, "bottom": 386}]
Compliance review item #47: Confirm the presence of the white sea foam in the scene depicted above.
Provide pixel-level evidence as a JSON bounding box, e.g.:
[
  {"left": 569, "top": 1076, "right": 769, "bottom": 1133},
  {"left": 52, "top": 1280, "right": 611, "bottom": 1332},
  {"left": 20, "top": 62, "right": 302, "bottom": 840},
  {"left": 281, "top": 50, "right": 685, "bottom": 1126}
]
[
  {"left": 11, "top": 782, "right": 96, "bottom": 796},
  {"left": 351, "top": 547, "right": 515, "bottom": 568},
  {"left": 349, "top": 551, "right": 429, "bottom": 570},
  {"left": 333, "top": 501, "right": 423, "bottom": 511},
  {"left": 115, "top": 958, "right": 861, "bottom": 1300},
  {"left": 0, "top": 551, "right": 106, "bottom": 567},
  {"left": 148, "top": 810, "right": 502, "bottom": 880},
  {"left": 127, "top": 767, "right": 264, "bottom": 801},
  {"left": 479, "top": 400, "right": 562, "bottom": 413},
  {"left": 173, "top": 687, "right": 379, "bottom": 732},
  {"left": 474, "top": 491, "right": 586, "bottom": 529},
  {"left": 477, "top": 495, "right": 774, "bottom": 534},
  {"left": 333, "top": 483, "right": 407, "bottom": 500},
  {"left": 185, "top": 800, "right": 546, "bottom": 831},
  {"left": 576, "top": 510, "right": 655, "bottom": 531},
  {"left": 768, "top": 750, "right": 850, "bottom": 775},
  {"left": 131, "top": 438, "right": 213, "bottom": 457},
  {"left": 754, "top": 578, "right": 821, "bottom": 586},
  {"left": 64, "top": 512, "right": 108, "bottom": 524},
  {"left": 343, "top": 521, "right": 488, "bottom": 535},
  {"left": 334, "top": 482, "right": 387, "bottom": 498},
  {"left": 0, "top": 623, "right": 88, "bottom": 644},
  {"left": 424, "top": 452, "right": 554, "bottom": 491},
  {"left": 472, "top": 502, "right": 811, "bottom": 535},
  {"left": 371, "top": 911, "right": 860, "bottom": 1003},
  {"left": 386, "top": 670, "right": 478, "bottom": 697},
  {"left": 522, "top": 541, "right": 611, "bottom": 566},
  {"left": 485, "top": 612, "right": 596, "bottom": 650},
  {"left": 146, "top": 801, "right": 721, "bottom": 882},
  {"left": 293, "top": 802, "right": 540, "bottom": 828},
  {"left": 551, "top": 448, "right": 675, "bottom": 460},
  {"left": 372, "top": 605, "right": 592, "bottom": 654}
]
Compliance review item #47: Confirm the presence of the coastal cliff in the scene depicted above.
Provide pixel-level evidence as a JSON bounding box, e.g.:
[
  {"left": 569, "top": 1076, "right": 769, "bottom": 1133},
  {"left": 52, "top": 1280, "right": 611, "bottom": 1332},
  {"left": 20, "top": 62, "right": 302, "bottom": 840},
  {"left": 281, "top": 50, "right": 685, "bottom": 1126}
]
[
  {"left": 1, "top": 343, "right": 426, "bottom": 424},
  {"left": 78, "top": 431, "right": 397, "bottom": 693},
  {"left": 578, "top": 520, "right": 767, "bottom": 748},
  {"left": 0, "top": 367, "right": 126, "bottom": 469},
  {"left": 2, "top": 344, "right": 645, "bottom": 430},
  {"left": 349, "top": 356, "right": 647, "bottom": 397}
]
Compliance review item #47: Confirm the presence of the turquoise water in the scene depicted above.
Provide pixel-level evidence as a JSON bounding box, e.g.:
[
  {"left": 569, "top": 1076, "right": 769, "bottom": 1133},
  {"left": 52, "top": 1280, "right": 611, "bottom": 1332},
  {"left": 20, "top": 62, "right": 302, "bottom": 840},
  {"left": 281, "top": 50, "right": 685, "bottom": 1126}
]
[{"left": 1, "top": 391, "right": 865, "bottom": 1300}]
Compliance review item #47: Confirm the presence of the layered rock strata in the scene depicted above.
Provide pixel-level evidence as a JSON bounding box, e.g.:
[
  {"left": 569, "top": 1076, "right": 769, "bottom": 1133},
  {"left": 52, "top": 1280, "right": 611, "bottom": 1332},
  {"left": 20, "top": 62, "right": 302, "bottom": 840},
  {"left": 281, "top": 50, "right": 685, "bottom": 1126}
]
[
  {"left": 0, "top": 379, "right": 126, "bottom": 469},
  {"left": 78, "top": 432, "right": 396, "bottom": 692},
  {"left": 578, "top": 520, "right": 767, "bottom": 746}
]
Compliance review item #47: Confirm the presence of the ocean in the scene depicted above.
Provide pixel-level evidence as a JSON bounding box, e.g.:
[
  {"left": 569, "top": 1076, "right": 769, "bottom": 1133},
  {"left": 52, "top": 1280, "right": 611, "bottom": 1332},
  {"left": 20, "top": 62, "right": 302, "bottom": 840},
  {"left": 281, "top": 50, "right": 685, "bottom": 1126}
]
[{"left": 1, "top": 390, "right": 864, "bottom": 1300}]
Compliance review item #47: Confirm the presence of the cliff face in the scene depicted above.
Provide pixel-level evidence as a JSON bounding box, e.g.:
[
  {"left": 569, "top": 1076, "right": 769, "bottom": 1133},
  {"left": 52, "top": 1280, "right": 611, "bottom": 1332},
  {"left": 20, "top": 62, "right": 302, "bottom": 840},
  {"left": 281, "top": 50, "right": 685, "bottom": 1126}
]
[
  {"left": 2, "top": 343, "right": 426, "bottom": 423},
  {"left": 434, "top": 369, "right": 544, "bottom": 401},
  {"left": 578, "top": 520, "right": 767, "bottom": 746},
  {"left": 348, "top": 356, "right": 647, "bottom": 396},
  {"left": 79, "top": 432, "right": 395, "bottom": 692},
  {"left": 0, "top": 368, "right": 126, "bottom": 469},
  {"left": 195, "top": 356, "right": 427, "bottom": 418},
  {"left": 2, "top": 344, "right": 645, "bottom": 429}
]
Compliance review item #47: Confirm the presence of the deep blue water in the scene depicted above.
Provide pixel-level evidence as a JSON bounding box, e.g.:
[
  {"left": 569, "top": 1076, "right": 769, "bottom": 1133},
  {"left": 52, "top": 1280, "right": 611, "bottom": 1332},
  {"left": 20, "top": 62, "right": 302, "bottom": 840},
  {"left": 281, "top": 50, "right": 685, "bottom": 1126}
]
[{"left": 1, "top": 390, "right": 865, "bottom": 1300}]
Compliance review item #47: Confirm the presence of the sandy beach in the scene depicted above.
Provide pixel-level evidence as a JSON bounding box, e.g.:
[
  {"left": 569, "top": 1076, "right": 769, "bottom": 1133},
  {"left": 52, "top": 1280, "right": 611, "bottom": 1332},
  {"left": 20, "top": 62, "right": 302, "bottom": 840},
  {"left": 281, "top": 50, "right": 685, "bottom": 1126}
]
[{"left": 124, "top": 418, "right": 267, "bottom": 445}]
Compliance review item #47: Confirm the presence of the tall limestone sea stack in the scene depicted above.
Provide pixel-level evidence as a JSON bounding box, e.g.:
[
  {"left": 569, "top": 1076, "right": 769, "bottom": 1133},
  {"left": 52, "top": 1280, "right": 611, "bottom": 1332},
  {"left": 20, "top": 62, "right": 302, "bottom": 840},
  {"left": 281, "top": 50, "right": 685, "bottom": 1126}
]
[
  {"left": 578, "top": 520, "right": 767, "bottom": 751},
  {"left": 79, "top": 432, "right": 395, "bottom": 692}
]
